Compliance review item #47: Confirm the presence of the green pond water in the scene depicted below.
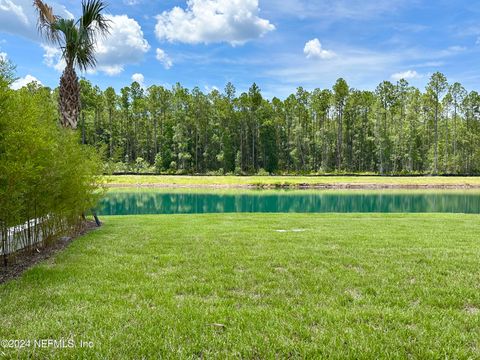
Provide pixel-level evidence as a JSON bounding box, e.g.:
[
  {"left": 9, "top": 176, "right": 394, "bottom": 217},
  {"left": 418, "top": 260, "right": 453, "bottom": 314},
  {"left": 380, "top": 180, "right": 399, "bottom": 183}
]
[{"left": 97, "top": 190, "right": 480, "bottom": 215}]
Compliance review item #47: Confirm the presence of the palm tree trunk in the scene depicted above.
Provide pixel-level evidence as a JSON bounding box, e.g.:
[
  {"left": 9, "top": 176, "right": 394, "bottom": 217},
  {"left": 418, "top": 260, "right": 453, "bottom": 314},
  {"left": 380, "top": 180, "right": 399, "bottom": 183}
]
[{"left": 59, "top": 64, "right": 80, "bottom": 129}]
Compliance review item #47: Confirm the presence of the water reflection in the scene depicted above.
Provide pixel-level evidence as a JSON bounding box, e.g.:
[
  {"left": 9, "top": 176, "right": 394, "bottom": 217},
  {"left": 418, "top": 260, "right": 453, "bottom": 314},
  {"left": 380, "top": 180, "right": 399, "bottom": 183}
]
[{"left": 97, "top": 191, "right": 480, "bottom": 215}]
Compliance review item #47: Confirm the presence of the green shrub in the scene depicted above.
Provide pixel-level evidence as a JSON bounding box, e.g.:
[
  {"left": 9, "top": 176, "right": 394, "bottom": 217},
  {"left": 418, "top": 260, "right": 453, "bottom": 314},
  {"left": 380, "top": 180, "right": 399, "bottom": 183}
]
[
  {"left": 0, "top": 63, "right": 102, "bottom": 262},
  {"left": 154, "top": 153, "right": 164, "bottom": 174},
  {"left": 134, "top": 157, "right": 149, "bottom": 173},
  {"left": 206, "top": 169, "right": 224, "bottom": 176},
  {"left": 256, "top": 168, "right": 270, "bottom": 176}
]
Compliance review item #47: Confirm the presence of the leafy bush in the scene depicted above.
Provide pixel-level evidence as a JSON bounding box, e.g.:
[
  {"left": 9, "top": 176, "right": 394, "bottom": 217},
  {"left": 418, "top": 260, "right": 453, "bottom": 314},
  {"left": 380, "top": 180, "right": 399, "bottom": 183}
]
[
  {"left": 134, "top": 157, "right": 149, "bottom": 173},
  {"left": 0, "top": 63, "right": 102, "bottom": 263},
  {"left": 206, "top": 169, "right": 224, "bottom": 176},
  {"left": 154, "top": 153, "right": 164, "bottom": 174},
  {"left": 256, "top": 168, "right": 270, "bottom": 176}
]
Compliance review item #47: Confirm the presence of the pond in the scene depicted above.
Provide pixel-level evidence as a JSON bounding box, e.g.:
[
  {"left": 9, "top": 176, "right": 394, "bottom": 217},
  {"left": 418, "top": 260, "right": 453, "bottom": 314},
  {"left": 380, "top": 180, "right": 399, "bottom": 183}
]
[{"left": 97, "top": 190, "right": 480, "bottom": 215}]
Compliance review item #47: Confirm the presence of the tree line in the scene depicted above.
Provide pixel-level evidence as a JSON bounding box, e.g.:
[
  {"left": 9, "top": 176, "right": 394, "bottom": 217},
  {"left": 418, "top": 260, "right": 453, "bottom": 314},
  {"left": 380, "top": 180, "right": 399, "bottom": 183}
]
[{"left": 72, "top": 73, "right": 479, "bottom": 175}]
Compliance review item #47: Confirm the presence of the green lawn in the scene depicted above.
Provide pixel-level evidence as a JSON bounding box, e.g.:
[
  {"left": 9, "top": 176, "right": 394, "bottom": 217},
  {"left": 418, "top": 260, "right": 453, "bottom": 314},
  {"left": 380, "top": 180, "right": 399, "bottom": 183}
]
[
  {"left": 1, "top": 213, "right": 479, "bottom": 358},
  {"left": 104, "top": 175, "right": 480, "bottom": 188}
]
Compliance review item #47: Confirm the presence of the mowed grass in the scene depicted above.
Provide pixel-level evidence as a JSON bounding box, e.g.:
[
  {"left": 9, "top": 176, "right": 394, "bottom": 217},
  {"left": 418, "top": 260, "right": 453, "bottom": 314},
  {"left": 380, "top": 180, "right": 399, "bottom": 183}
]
[
  {"left": 104, "top": 174, "right": 480, "bottom": 188},
  {"left": 1, "top": 214, "right": 480, "bottom": 358}
]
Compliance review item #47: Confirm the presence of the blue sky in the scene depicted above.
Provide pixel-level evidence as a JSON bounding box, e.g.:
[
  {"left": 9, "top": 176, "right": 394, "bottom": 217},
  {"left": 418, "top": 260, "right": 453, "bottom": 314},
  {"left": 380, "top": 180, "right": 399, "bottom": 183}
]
[{"left": 0, "top": 0, "right": 479, "bottom": 98}]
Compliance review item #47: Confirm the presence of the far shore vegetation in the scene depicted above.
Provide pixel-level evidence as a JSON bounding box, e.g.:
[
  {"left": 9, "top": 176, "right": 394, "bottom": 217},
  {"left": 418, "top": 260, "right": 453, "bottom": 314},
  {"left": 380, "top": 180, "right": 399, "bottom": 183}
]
[
  {"left": 103, "top": 174, "right": 480, "bottom": 188},
  {"left": 73, "top": 74, "right": 480, "bottom": 177}
]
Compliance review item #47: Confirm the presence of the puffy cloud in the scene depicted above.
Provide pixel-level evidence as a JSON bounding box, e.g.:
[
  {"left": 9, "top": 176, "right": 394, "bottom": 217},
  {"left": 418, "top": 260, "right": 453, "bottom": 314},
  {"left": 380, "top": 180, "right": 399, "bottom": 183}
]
[
  {"left": 94, "top": 15, "right": 150, "bottom": 75},
  {"left": 1, "top": 2, "right": 150, "bottom": 76},
  {"left": 156, "top": 48, "right": 173, "bottom": 69},
  {"left": 0, "top": 0, "right": 73, "bottom": 40},
  {"left": 42, "top": 15, "right": 150, "bottom": 76},
  {"left": 131, "top": 72, "right": 144, "bottom": 86},
  {"left": 41, "top": 44, "right": 66, "bottom": 72},
  {"left": 391, "top": 70, "right": 420, "bottom": 81},
  {"left": 0, "top": 51, "right": 6, "bottom": 61},
  {"left": 304, "top": 38, "right": 336, "bottom": 59},
  {"left": 155, "top": 0, "right": 275, "bottom": 45},
  {"left": 0, "top": 0, "right": 28, "bottom": 24},
  {"left": 0, "top": 0, "right": 32, "bottom": 39},
  {"left": 11, "top": 74, "right": 42, "bottom": 90}
]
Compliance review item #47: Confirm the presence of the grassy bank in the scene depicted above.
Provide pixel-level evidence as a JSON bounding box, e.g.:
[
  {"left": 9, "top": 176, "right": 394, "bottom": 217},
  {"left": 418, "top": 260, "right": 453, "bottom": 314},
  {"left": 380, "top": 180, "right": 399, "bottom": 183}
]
[
  {"left": 1, "top": 214, "right": 479, "bottom": 358},
  {"left": 104, "top": 175, "right": 480, "bottom": 189}
]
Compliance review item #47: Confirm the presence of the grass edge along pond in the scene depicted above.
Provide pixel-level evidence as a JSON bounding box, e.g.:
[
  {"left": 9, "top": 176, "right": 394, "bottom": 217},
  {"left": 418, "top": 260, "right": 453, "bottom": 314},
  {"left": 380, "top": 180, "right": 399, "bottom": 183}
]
[
  {"left": 1, "top": 213, "right": 479, "bottom": 358},
  {"left": 104, "top": 175, "right": 480, "bottom": 188}
]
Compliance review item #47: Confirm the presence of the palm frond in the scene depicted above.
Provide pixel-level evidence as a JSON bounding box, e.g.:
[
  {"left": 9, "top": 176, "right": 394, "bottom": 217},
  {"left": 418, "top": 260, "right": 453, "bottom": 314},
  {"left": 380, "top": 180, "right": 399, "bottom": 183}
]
[
  {"left": 53, "top": 18, "right": 78, "bottom": 66},
  {"left": 33, "top": 0, "right": 60, "bottom": 43},
  {"left": 75, "top": 38, "right": 97, "bottom": 71},
  {"left": 79, "top": 0, "right": 111, "bottom": 38},
  {"left": 34, "top": 0, "right": 110, "bottom": 72}
]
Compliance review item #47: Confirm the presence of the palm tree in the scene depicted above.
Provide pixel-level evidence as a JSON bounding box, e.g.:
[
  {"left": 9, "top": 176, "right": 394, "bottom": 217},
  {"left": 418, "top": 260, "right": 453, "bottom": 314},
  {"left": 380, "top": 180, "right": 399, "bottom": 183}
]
[{"left": 34, "top": 0, "right": 110, "bottom": 129}]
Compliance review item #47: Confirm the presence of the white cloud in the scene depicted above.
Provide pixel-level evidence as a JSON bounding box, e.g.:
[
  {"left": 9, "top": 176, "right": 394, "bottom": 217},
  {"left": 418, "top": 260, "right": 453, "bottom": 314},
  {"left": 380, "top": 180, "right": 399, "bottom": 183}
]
[
  {"left": 0, "top": 0, "right": 75, "bottom": 40},
  {"left": 41, "top": 44, "right": 66, "bottom": 72},
  {"left": 304, "top": 39, "right": 336, "bottom": 59},
  {"left": 0, "top": 41, "right": 6, "bottom": 60},
  {"left": 155, "top": 48, "right": 173, "bottom": 69},
  {"left": 131, "top": 72, "right": 144, "bottom": 86},
  {"left": 0, "top": 0, "right": 29, "bottom": 25},
  {"left": 266, "top": 42, "right": 469, "bottom": 96},
  {"left": 262, "top": 0, "right": 416, "bottom": 22},
  {"left": 415, "top": 61, "right": 443, "bottom": 68},
  {"left": 204, "top": 85, "right": 219, "bottom": 92},
  {"left": 435, "top": 46, "right": 466, "bottom": 58},
  {"left": 63, "top": 8, "right": 74, "bottom": 20},
  {"left": 447, "top": 45, "right": 466, "bottom": 52},
  {"left": 94, "top": 15, "right": 150, "bottom": 75},
  {"left": 42, "top": 15, "right": 151, "bottom": 76},
  {"left": 11, "top": 74, "right": 42, "bottom": 90},
  {"left": 155, "top": 0, "right": 275, "bottom": 45},
  {"left": 1, "top": 3, "right": 150, "bottom": 76},
  {"left": 0, "top": 0, "right": 32, "bottom": 39},
  {"left": 391, "top": 70, "right": 420, "bottom": 81},
  {"left": 265, "top": 47, "right": 399, "bottom": 93}
]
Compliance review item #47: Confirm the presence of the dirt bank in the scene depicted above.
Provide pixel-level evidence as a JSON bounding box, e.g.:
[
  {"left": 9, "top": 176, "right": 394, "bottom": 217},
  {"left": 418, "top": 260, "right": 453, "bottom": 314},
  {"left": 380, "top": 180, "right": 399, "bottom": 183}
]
[{"left": 106, "top": 183, "right": 480, "bottom": 190}]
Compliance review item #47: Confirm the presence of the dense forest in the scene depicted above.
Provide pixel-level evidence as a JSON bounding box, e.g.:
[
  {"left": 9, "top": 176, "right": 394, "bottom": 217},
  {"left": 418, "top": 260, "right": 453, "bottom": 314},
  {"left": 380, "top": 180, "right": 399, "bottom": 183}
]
[{"left": 56, "top": 73, "right": 480, "bottom": 175}]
